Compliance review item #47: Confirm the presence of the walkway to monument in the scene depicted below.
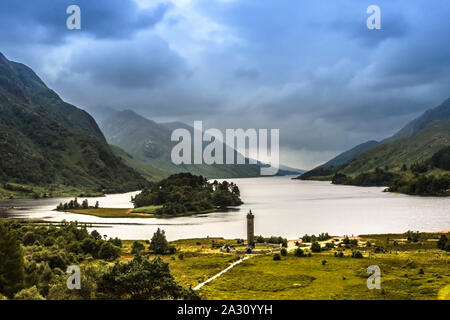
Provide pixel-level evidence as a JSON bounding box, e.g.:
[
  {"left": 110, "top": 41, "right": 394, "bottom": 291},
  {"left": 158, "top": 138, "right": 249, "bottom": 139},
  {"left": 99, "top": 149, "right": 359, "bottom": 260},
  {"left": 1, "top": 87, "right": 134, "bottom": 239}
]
[{"left": 193, "top": 255, "right": 250, "bottom": 291}]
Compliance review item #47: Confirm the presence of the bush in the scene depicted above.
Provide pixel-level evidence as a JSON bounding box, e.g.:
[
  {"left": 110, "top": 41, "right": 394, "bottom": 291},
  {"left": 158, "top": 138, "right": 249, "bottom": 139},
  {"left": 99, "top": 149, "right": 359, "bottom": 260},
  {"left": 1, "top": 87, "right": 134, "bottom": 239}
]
[
  {"left": 169, "top": 246, "right": 176, "bottom": 254},
  {"left": 334, "top": 251, "right": 344, "bottom": 258},
  {"left": 178, "top": 253, "right": 184, "bottom": 260},
  {"left": 311, "top": 242, "right": 321, "bottom": 253},
  {"left": 294, "top": 248, "right": 307, "bottom": 257},
  {"left": 280, "top": 248, "right": 287, "bottom": 256},
  {"left": 352, "top": 251, "right": 363, "bottom": 259},
  {"left": 23, "top": 232, "right": 38, "bottom": 246},
  {"left": 131, "top": 241, "right": 145, "bottom": 255},
  {"left": 321, "top": 260, "right": 327, "bottom": 265},
  {"left": 108, "top": 237, "right": 122, "bottom": 248},
  {"left": 98, "top": 242, "right": 120, "bottom": 261},
  {"left": 13, "top": 286, "right": 44, "bottom": 300},
  {"left": 325, "top": 242, "right": 335, "bottom": 250},
  {"left": 273, "top": 253, "right": 281, "bottom": 261}
]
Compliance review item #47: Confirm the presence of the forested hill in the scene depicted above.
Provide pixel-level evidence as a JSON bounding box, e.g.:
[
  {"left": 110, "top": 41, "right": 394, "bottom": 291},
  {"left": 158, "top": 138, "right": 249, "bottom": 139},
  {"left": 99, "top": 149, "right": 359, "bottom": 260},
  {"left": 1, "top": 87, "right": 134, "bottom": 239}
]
[{"left": 0, "top": 52, "right": 148, "bottom": 196}]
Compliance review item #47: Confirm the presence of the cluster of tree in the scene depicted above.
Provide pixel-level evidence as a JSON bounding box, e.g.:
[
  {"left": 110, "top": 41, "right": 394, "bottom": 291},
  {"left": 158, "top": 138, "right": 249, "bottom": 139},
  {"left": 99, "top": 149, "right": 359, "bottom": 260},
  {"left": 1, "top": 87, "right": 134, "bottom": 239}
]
[
  {"left": 332, "top": 168, "right": 398, "bottom": 187},
  {"left": 388, "top": 174, "right": 450, "bottom": 196},
  {"left": 97, "top": 255, "right": 198, "bottom": 300},
  {"left": 0, "top": 221, "right": 122, "bottom": 299},
  {"left": 342, "top": 236, "right": 358, "bottom": 247},
  {"left": 56, "top": 198, "right": 99, "bottom": 211},
  {"left": 254, "top": 235, "right": 288, "bottom": 247},
  {"left": 131, "top": 173, "right": 242, "bottom": 215},
  {"left": 405, "top": 230, "right": 420, "bottom": 243},
  {"left": 410, "top": 162, "right": 429, "bottom": 174},
  {"left": 0, "top": 221, "right": 197, "bottom": 300},
  {"left": 298, "top": 165, "right": 343, "bottom": 180},
  {"left": 301, "top": 233, "right": 331, "bottom": 242},
  {"left": 429, "top": 146, "right": 450, "bottom": 171}
]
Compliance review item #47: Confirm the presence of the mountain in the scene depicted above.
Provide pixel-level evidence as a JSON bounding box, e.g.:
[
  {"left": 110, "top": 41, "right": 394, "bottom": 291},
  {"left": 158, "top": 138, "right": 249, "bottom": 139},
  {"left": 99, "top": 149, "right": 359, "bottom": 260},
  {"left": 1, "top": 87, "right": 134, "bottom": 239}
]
[
  {"left": 100, "top": 110, "right": 262, "bottom": 179},
  {"left": 319, "top": 140, "right": 379, "bottom": 168},
  {"left": 382, "top": 98, "right": 450, "bottom": 143},
  {"left": 299, "top": 98, "right": 450, "bottom": 180},
  {"left": 100, "top": 110, "right": 302, "bottom": 178},
  {"left": 0, "top": 53, "right": 148, "bottom": 197}
]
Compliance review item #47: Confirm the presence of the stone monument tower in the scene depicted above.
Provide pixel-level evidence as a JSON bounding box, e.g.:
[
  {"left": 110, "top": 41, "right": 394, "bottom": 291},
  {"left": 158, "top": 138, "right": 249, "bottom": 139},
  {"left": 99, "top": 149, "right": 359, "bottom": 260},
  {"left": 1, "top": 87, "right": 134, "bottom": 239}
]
[{"left": 247, "top": 210, "right": 255, "bottom": 248}]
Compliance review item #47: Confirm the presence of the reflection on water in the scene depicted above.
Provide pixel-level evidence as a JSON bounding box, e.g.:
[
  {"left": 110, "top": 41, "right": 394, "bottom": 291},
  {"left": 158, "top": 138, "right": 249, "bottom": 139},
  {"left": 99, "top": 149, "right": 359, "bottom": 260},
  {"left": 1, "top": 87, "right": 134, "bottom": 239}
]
[{"left": 1, "top": 176, "right": 449, "bottom": 240}]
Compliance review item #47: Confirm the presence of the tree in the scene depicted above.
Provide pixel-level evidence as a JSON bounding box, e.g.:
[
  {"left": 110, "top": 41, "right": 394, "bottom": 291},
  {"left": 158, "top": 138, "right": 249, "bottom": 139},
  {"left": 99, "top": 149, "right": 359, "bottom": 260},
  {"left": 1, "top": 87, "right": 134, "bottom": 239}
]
[
  {"left": 0, "top": 222, "right": 25, "bottom": 297},
  {"left": 131, "top": 241, "right": 145, "bottom": 255},
  {"left": 97, "top": 255, "right": 197, "bottom": 300},
  {"left": 95, "top": 201, "right": 99, "bottom": 209},
  {"left": 437, "top": 234, "right": 448, "bottom": 251},
  {"left": 294, "top": 248, "right": 306, "bottom": 257},
  {"left": 150, "top": 228, "right": 170, "bottom": 254},
  {"left": 311, "top": 241, "right": 321, "bottom": 253},
  {"left": 82, "top": 199, "right": 89, "bottom": 209},
  {"left": 98, "top": 242, "right": 121, "bottom": 261}
]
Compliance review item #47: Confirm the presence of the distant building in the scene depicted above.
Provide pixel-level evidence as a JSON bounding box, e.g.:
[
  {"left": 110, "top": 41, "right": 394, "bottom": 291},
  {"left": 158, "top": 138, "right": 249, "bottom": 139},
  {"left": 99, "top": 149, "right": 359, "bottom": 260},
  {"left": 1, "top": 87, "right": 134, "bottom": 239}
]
[{"left": 247, "top": 210, "right": 255, "bottom": 248}]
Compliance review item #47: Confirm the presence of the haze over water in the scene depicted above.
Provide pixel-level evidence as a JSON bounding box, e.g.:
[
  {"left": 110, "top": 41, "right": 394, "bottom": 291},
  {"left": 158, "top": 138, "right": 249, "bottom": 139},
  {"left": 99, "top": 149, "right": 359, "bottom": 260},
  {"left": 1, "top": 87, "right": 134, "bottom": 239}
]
[{"left": 2, "top": 176, "right": 449, "bottom": 240}]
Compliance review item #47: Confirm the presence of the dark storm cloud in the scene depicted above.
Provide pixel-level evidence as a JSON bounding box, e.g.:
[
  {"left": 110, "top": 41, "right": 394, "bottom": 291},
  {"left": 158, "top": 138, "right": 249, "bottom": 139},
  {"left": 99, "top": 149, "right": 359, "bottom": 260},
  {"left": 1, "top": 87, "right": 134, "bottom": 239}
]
[
  {"left": 0, "top": 0, "right": 170, "bottom": 44},
  {"left": 2, "top": 0, "right": 450, "bottom": 169},
  {"left": 67, "top": 36, "right": 188, "bottom": 89}
]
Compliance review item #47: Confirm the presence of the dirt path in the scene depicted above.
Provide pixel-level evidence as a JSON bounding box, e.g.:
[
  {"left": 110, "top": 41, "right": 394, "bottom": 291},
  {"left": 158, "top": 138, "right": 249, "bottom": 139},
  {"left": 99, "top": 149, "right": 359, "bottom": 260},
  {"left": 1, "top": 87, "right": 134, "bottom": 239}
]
[{"left": 193, "top": 256, "right": 249, "bottom": 291}]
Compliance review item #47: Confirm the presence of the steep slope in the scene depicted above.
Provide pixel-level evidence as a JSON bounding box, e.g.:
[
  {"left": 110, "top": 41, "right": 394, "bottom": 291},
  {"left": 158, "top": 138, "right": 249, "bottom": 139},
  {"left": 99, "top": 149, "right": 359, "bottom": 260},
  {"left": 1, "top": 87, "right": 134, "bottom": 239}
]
[
  {"left": 319, "top": 140, "right": 379, "bottom": 168},
  {"left": 341, "top": 119, "right": 450, "bottom": 174},
  {"left": 0, "top": 53, "right": 148, "bottom": 196},
  {"left": 383, "top": 98, "right": 450, "bottom": 143},
  {"left": 299, "top": 98, "right": 450, "bottom": 180}
]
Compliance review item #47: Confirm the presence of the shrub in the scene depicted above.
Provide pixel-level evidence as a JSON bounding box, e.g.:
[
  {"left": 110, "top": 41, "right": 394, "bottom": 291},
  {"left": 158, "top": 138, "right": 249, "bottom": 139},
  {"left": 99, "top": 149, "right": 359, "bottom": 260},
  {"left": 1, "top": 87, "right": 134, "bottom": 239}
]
[
  {"left": 98, "top": 242, "right": 120, "bottom": 261},
  {"left": 280, "top": 248, "right": 287, "bottom": 256},
  {"left": 131, "top": 241, "right": 145, "bottom": 255},
  {"left": 273, "top": 253, "right": 281, "bottom": 261},
  {"left": 325, "top": 242, "right": 335, "bottom": 249},
  {"left": 23, "top": 232, "right": 37, "bottom": 246},
  {"left": 178, "top": 253, "right": 184, "bottom": 260},
  {"left": 321, "top": 260, "right": 327, "bottom": 265},
  {"left": 294, "top": 248, "right": 306, "bottom": 257},
  {"left": 334, "top": 251, "right": 344, "bottom": 258},
  {"left": 13, "top": 286, "right": 44, "bottom": 300},
  {"left": 311, "top": 242, "right": 321, "bottom": 253},
  {"left": 108, "top": 237, "right": 122, "bottom": 248},
  {"left": 352, "top": 251, "right": 363, "bottom": 259},
  {"left": 169, "top": 246, "right": 176, "bottom": 254}
]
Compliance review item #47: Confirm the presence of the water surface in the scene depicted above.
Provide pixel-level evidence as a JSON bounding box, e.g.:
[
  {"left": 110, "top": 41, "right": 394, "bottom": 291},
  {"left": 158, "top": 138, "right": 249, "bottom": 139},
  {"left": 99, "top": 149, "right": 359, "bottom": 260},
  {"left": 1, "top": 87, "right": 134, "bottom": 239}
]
[{"left": 1, "top": 176, "right": 449, "bottom": 240}]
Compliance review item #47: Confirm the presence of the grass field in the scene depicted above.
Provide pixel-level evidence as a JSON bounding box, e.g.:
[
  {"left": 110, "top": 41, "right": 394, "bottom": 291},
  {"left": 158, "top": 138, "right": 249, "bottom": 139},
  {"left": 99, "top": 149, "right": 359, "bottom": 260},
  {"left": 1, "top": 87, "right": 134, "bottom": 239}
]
[
  {"left": 68, "top": 208, "right": 156, "bottom": 218},
  {"left": 66, "top": 206, "right": 218, "bottom": 218},
  {"left": 120, "top": 234, "right": 449, "bottom": 300}
]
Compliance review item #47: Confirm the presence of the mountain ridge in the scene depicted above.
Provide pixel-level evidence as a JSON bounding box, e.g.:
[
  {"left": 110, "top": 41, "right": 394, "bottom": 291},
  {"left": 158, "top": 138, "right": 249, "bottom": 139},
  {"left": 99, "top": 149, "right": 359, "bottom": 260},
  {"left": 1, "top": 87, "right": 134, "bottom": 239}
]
[{"left": 0, "top": 52, "right": 148, "bottom": 197}]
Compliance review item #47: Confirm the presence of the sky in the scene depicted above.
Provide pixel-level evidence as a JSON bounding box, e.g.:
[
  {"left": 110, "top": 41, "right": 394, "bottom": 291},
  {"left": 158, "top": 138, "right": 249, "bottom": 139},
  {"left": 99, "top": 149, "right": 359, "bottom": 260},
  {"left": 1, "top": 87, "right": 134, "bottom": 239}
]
[{"left": 1, "top": 0, "right": 450, "bottom": 169}]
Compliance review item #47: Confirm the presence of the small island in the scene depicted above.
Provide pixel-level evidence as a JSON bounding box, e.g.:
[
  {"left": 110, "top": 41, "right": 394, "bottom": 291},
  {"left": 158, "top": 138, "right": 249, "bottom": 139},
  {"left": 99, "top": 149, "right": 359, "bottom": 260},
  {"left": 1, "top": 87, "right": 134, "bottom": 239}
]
[{"left": 55, "top": 173, "right": 243, "bottom": 218}]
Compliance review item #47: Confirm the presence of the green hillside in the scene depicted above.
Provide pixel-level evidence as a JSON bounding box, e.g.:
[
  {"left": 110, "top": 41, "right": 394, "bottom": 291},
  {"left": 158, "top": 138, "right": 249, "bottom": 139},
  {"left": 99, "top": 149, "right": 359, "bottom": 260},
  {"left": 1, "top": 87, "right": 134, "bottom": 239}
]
[
  {"left": 0, "top": 53, "right": 148, "bottom": 199},
  {"left": 341, "top": 119, "right": 450, "bottom": 174},
  {"left": 319, "top": 140, "right": 379, "bottom": 168},
  {"left": 300, "top": 99, "right": 450, "bottom": 180}
]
